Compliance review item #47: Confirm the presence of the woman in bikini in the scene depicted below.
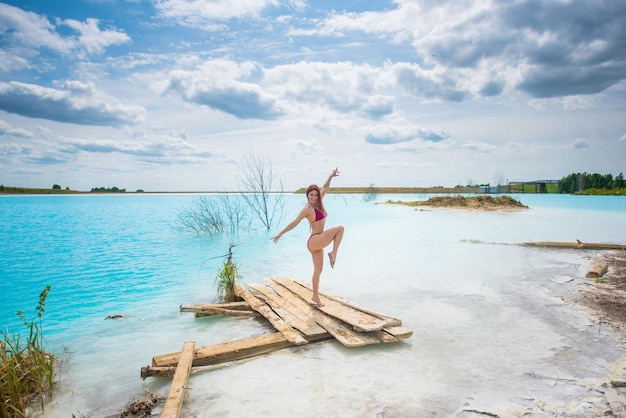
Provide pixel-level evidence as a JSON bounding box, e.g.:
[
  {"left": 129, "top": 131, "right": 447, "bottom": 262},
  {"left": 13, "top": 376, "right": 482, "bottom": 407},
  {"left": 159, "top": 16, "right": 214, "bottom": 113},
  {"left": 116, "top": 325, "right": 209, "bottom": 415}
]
[{"left": 271, "top": 167, "right": 344, "bottom": 307}]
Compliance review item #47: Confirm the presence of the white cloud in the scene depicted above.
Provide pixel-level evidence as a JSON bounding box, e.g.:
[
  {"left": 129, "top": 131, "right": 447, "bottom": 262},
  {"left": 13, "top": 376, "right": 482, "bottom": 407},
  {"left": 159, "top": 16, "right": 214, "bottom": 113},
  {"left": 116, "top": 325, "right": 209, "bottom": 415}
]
[
  {"left": 61, "top": 18, "right": 130, "bottom": 56},
  {"left": 0, "top": 3, "right": 129, "bottom": 60},
  {"left": 154, "top": 0, "right": 279, "bottom": 28},
  {"left": 0, "top": 120, "right": 33, "bottom": 138},
  {"left": 165, "top": 60, "right": 284, "bottom": 119},
  {"left": 286, "top": 138, "right": 325, "bottom": 156},
  {"left": 461, "top": 141, "right": 496, "bottom": 153},
  {"left": 0, "top": 81, "right": 146, "bottom": 127},
  {"left": 363, "top": 123, "right": 449, "bottom": 145},
  {"left": 0, "top": 3, "right": 74, "bottom": 53},
  {"left": 376, "top": 161, "right": 415, "bottom": 169}
]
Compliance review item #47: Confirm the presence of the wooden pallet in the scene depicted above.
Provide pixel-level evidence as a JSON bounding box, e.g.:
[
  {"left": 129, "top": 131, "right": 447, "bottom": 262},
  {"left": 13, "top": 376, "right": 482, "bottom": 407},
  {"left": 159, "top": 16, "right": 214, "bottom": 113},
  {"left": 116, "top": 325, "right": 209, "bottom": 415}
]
[{"left": 143, "top": 277, "right": 412, "bottom": 378}]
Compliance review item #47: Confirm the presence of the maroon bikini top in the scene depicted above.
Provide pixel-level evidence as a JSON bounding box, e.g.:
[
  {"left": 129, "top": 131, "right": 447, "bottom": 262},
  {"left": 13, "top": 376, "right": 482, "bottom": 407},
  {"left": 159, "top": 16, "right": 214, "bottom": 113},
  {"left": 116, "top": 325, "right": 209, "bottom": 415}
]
[{"left": 313, "top": 206, "right": 326, "bottom": 222}]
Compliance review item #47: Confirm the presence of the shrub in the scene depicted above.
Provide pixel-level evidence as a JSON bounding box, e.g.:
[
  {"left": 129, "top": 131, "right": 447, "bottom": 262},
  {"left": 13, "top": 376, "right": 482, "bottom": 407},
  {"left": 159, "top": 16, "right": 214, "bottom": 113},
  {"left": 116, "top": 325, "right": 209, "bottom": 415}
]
[
  {"left": 1, "top": 286, "right": 55, "bottom": 417},
  {"left": 215, "top": 244, "right": 242, "bottom": 302}
]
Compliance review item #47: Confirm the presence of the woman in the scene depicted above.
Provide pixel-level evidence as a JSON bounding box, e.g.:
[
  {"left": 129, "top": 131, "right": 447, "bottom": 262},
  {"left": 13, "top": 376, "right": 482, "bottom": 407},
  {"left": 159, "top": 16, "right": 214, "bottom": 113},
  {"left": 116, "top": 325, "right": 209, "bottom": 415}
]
[{"left": 271, "top": 167, "right": 345, "bottom": 307}]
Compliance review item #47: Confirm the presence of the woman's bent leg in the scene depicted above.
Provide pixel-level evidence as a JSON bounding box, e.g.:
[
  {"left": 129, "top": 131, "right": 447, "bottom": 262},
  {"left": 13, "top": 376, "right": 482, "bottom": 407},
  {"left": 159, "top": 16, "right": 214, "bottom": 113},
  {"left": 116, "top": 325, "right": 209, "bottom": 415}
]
[
  {"left": 308, "top": 226, "right": 344, "bottom": 255},
  {"left": 327, "top": 225, "right": 344, "bottom": 267}
]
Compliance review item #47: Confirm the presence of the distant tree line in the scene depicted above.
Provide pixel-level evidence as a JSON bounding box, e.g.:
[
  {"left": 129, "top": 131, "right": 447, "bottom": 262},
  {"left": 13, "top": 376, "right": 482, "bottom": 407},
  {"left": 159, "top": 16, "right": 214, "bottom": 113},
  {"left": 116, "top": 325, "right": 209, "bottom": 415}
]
[
  {"left": 90, "top": 186, "right": 126, "bottom": 193},
  {"left": 558, "top": 172, "right": 625, "bottom": 193}
]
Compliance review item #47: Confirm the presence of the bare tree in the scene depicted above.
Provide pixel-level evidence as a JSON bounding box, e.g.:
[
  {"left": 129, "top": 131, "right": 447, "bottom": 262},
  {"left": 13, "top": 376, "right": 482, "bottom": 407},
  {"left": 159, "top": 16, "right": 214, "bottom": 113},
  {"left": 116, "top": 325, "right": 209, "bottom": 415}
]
[
  {"left": 363, "top": 183, "right": 378, "bottom": 202},
  {"left": 176, "top": 194, "right": 250, "bottom": 234},
  {"left": 237, "top": 152, "right": 285, "bottom": 231},
  {"left": 493, "top": 171, "right": 506, "bottom": 187}
]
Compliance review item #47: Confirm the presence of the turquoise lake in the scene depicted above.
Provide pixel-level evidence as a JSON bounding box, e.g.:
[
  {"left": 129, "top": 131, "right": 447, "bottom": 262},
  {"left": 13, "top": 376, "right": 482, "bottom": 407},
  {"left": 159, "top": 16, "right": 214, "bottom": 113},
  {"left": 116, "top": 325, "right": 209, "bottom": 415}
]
[{"left": 1, "top": 193, "right": 626, "bottom": 417}]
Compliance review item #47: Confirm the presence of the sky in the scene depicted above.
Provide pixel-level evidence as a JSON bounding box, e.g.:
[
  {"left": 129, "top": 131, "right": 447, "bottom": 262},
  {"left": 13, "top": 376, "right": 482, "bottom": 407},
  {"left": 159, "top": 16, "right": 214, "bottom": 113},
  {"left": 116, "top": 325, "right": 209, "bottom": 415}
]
[{"left": 0, "top": 0, "right": 625, "bottom": 192}]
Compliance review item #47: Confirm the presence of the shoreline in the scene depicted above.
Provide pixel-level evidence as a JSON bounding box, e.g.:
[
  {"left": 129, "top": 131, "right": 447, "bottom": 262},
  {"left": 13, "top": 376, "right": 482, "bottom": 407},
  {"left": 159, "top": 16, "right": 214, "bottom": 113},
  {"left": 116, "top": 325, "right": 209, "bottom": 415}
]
[{"left": 553, "top": 250, "right": 626, "bottom": 416}]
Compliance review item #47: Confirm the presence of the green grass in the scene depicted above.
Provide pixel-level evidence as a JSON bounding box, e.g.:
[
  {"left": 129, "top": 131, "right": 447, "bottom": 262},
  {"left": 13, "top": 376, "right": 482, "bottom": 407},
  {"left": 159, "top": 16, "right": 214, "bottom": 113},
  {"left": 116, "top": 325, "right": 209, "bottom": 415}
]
[
  {"left": 214, "top": 244, "right": 242, "bottom": 302},
  {"left": 1, "top": 286, "right": 56, "bottom": 417},
  {"left": 505, "top": 183, "right": 559, "bottom": 193},
  {"left": 0, "top": 186, "right": 82, "bottom": 195},
  {"left": 575, "top": 188, "right": 626, "bottom": 196}
]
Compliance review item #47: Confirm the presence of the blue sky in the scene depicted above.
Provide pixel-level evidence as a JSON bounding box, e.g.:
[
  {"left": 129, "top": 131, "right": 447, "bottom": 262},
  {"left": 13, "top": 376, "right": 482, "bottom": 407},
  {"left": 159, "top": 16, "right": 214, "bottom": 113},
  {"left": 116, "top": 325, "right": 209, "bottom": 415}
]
[{"left": 1, "top": 0, "right": 625, "bottom": 191}]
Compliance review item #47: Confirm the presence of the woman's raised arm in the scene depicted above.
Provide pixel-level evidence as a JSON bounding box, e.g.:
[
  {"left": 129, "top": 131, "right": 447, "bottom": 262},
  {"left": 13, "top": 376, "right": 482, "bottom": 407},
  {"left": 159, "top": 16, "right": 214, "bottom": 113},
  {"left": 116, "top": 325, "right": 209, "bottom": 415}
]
[{"left": 321, "top": 167, "right": 340, "bottom": 198}]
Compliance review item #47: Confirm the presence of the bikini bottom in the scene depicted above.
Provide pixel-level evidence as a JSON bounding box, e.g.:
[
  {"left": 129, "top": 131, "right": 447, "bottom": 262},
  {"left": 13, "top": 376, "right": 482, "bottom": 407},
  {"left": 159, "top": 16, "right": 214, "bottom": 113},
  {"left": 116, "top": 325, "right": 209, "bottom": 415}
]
[{"left": 307, "top": 233, "right": 321, "bottom": 250}]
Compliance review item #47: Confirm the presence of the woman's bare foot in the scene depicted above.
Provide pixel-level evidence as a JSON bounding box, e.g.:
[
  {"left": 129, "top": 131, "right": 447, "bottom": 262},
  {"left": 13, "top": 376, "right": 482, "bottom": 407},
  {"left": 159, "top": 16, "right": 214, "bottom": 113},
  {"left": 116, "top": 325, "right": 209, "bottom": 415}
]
[
  {"left": 328, "top": 252, "right": 336, "bottom": 268},
  {"left": 309, "top": 298, "right": 324, "bottom": 307}
]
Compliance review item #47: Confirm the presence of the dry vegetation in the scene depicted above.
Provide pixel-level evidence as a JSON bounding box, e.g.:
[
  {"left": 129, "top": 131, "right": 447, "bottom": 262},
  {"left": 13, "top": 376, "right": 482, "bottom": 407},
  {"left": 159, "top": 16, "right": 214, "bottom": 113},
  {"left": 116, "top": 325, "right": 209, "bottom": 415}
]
[{"left": 389, "top": 194, "right": 528, "bottom": 210}]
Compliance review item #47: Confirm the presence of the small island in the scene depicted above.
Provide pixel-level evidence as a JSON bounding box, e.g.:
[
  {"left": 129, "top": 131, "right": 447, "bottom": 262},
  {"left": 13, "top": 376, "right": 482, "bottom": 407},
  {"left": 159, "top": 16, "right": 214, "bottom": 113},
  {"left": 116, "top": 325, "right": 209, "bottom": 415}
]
[{"left": 388, "top": 195, "right": 529, "bottom": 211}]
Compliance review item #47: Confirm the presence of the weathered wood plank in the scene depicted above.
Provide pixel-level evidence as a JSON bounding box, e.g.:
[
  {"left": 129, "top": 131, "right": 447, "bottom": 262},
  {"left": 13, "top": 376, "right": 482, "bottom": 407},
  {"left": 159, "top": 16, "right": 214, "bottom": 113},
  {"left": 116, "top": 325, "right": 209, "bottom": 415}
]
[
  {"left": 266, "top": 278, "right": 387, "bottom": 346},
  {"left": 383, "top": 326, "right": 413, "bottom": 339},
  {"left": 586, "top": 261, "right": 609, "bottom": 278},
  {"left": 185, "top": 301, "right": 250, "bottom": 310},
  {"left": 265, "top": 278, "right": 318, "bottom": 313},
  {"left": 180, "top": 304, "right": 256, "bottom": 317},
  {"left": 271, "top": 276, "right": 390, "bottom": 332},
  {"left": 519, "top": 241, "right": 626, "bottom": 250},
  {"left": 246, "top": 283, "right": 328, "bottom": 339},
  {"left": 295, "top": 280, "right": 403, "bottom": 328},
  {"left": 371, "top": 330, "right": 399, "bottom": 343},
  {"left": 312, "top": 312, "right": 380, "bottom": 347},
  {"left": 161, "top": 341, "right": 195, "bottom": 418},
  {"left": 235, "top": 284, "right": 308, "bottom": 346},
  {"left": 153, "top": 333, "right": 295, "bottom": 367}
]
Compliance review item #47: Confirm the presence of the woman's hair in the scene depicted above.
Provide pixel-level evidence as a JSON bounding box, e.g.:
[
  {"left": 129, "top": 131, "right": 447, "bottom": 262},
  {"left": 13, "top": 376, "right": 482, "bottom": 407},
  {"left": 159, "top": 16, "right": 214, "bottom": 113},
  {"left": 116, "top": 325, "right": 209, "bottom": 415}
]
[{"left": 306, "top": 184, "right": 326, "bottom": 215}]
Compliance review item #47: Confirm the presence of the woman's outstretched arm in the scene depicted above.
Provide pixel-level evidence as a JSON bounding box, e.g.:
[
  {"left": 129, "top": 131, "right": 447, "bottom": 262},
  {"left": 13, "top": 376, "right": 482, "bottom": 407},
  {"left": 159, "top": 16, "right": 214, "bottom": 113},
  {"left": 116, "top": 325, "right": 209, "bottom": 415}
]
[
  {"left": 271, "top": 207, "right": 308, "bottom": 243},
  {"left": 321, "top": 167, "right": 340, "bottom": 197}
]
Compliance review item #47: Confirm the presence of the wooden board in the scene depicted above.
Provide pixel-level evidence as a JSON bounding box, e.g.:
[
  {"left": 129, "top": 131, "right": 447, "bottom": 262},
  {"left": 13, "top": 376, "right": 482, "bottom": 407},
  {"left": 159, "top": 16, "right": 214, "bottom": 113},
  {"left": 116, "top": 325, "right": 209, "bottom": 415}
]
[
  {"left": 383, "top": 326, "right": 413, "bottom": 339},
  {"left": 180, "top": 303, "right": 256, "bottom": 317},
  {"left": 267, "top": 278, "right": 402, "bottom": 346},
  {"left": 265, "top": 278, "right": 319, "bottom": 314},
  {"left": 161, "top": 341, "right": 195, "bottom": 418},
  {"left": 371, "top": 330, "right": 399, "bottom": 343},
  {"left": 235, "top": 284, "right": 308, "bottom": 346},
  {"left": 153, "top": 333, "right": 296, "bottom": 368},
  {"left": 312, "top": 312, "right": 380, "bottom": 347},
  {"left": 519, "top": 241, "right": 626, "bottom": 250},
  {"left": 296, "top": 280, "right": 402, "bottom": 328},
  {"left": 270, "top": 276, "right": 391, "bottom": 332},
  {"left": 246, "top": 283, "right": 328, "bottom": 339}
]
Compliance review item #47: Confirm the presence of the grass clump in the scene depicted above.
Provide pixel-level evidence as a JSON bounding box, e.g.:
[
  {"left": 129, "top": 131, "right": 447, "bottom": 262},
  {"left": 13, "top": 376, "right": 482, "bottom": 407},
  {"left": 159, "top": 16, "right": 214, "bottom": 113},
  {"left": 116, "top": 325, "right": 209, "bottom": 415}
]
[
  {"left": 389, "top": 195, "right": 528, "bottom": 210},
  {"left": 1, "top": 286, "right": 56, "bottom": 417},
  {"left": 215, "top": 243, "right": 242, "bottom": 302}
]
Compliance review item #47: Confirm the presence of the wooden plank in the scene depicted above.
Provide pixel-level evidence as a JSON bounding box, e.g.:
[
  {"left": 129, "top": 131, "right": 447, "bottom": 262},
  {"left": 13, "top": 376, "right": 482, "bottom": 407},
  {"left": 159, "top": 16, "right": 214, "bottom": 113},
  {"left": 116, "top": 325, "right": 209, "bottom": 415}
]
[
  {"left": 235, "top": 284, "right": 308, "bottom": 346},
  {"left": 371, "top": 330, "right": 399, "bottom": 343},
  {"left": 266, "top": 278, "right": 383, "bottom": 347},
  {"left": 312, "top": 312, "right": 380, "bottom": 347},
  {"left": 183, "top": 301, "right": 251, "bottom": 310},
  {"left": 246, "top": 283, "right": 328, "bottom": 339},
  {"left": 265, "top": 278, "right": 318, "bottom": 314},
  {"left": 383, "top": 326, "right": 413, "bottom": 339},
  {"left": 519, "top": 241, "right": 626, "bottom": 250},
  {"left": 161, "top": 341, "right": 195, "bottom": 418},
  {"left": 180, "top": 304, "right": 257, "bottom": 317},
  {"left": 586, "top": 261, "right": 609, "bottom": 278},
  {"left": 271, "top": 276, "right": 390, "bottom": 332},
  {"left": 295, "top": 280, "right": 403, "bottom": 328},
  {"left": 153, "top": 333, "right": 296, "bottom": 367}
]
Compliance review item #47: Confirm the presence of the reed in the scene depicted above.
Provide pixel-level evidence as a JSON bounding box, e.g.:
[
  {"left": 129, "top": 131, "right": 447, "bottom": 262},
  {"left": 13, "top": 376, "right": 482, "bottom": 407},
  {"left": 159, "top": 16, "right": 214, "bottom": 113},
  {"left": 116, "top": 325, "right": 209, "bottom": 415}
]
[
  {"left": 215, "top": 244, "right": 242, "bottom": 302},
  {"left": 1, "top": 285, "right": 55, "bottom": 417}
]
